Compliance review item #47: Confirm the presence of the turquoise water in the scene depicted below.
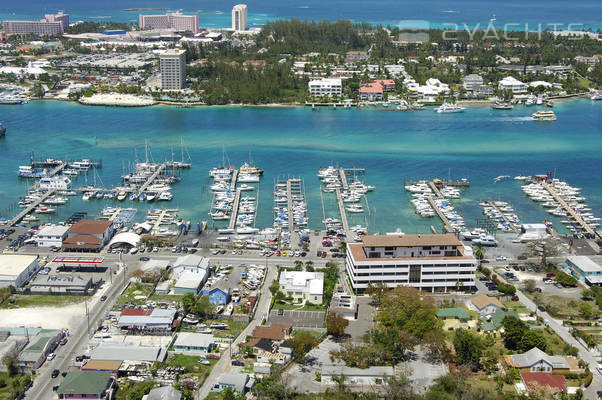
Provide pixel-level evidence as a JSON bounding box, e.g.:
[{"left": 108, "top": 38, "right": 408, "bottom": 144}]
[
  {"left": 1, "top": 0, "right": 601, "bottom": 30},
  {"left": 0, "top": 100, "right": 600, "bottom": 233}
]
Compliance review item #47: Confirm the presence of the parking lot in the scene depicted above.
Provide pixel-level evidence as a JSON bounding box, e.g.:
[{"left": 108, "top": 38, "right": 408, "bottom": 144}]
[{"left": 269, "top": 309, "right": 325, "bottom": 328}]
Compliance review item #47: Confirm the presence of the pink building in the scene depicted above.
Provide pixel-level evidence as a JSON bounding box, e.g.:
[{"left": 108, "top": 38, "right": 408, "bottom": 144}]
[
  {"left": 375, "top": 79, "right": 396, "bottom": 92},
  {"left": 3, "top": 11, "right": 69, "bottom": 35},
  {"left": 359, "top": 82, "right": 384, "bottom": 101},
  {"left": 139, "top": 12, "right": 199, "bottom": 33}
]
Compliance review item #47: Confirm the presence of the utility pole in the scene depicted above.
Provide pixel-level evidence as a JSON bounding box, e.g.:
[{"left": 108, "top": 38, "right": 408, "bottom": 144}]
[{"left": 85, "top": 296, "right": 90, "bottom": 336}]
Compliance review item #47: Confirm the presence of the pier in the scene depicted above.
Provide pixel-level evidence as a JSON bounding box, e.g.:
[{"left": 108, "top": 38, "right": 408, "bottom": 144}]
[
  {"left": 152, "top": 209, "right": 169, "bottom": 233},
  {"left": 228, "top": 190, "right": 242, "bottom": 230},
  {"left": 425, "top": 196, "right": 455, "bottom": 233},
  {"left": 486, "top": 201, "right": 521, "bottom": 234},
  {"left": 427, "top": 181, "right": 444, "bottom": 199},
  {"left": 339, "top": 168, "right": 349, "bottom": 190},
  {"left": 405, "top": 179, "right": 470, "bottom": 187},
  {"left": 335, "top": 188, "right": 351, "bottom": 238},
  {"left": 230, "top": 169, "right": 239, "bottom": 191},
  {"left": 286, "top": 180, "right": 295, "bottom": 232},
  {"left": 541, "top": 182, "right": 598, "bottom": 238},
  {"left": 136, "top": 163, "right": 166, "bottom": 196},
  {"left": 5, "top": 190, "right": 55, "bottom": 226}
]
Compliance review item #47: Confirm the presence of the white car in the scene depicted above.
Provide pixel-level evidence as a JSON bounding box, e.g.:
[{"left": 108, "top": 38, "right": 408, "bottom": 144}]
[
  {"left": 496, "top": 256, "right": 507, "bottom": 261},
  {"left": 46, "top": 353, "right": 56, "bottom": 361}
]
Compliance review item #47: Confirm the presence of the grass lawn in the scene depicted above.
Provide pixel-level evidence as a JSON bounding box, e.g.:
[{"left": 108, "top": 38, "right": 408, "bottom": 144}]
[
  {"left": 149, "top": 293, "right": 185, "bottom": 304},
  {"left": 294, "top": 329, "right": 324, "bottom": 340},
  {"left": 0, "top": 294, "right": 86, "bottom": 309},
  {"left": 466, "top": 374, "right": 514, "bottom": 394},
  {"left": 272, "top": 301, "right": 326, "bottom": 312},
  {"left": 502, "top": 301, "right": 531, "bottom": 314},
  {"left": 161, "top": 353, "right": 217, "bottom": 386}
]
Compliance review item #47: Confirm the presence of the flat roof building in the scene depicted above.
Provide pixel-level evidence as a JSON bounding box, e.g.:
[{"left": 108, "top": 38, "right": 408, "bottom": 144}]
[
  {"left": 30, "top": 274, "right": 94, "bottom": 295},
  {"left": 173, "top": 332, "right": 216, "bottom": 355},
  {"left": 564, "top": 255, "right": 602, "bottom": 286},
  {"left": 308, "top": 78, "right": 342, "bottom": 98},
  {"left": 3, "top": 12, "right": 69, "bottom": 35},
  {"left": 160, "top": 49, "right": 186, "bottom": 90},
  {"left": 34, "top": 224, "right": 70, "bottom": 248},
  {"left": 0, "top": 254, "right": 38, "bottom": 288},
  {"left": 279, "top": 271, "right": 324, "bottom": 304},
  {"left": 139, "top": 12, "right": 199, "bottom": 34},
  {"left": 346, "top": 234, "right": 477, "bottom": 293}
]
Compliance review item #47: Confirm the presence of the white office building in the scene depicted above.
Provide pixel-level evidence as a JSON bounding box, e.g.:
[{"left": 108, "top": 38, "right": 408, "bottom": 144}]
[
  {"left": 498, "top": 76, "right": 528, "bottom": 93},
  {"left": 279, "top": 271, "right": 324, "bottom": 304},
  {"left": 346, "top": 234, "right": 477, "bottom": 293},
  {"left": 160, "top": 49, "right": 186, "bottom": 90},
  {"left": 308, "top": 78, "right": 342, "bottom": 98},
  {"left": 34, "top": 225, "right": 70, "bottom": 247},
  {"left": 232, "top": 4, "right": 248, "bottom": 31}
]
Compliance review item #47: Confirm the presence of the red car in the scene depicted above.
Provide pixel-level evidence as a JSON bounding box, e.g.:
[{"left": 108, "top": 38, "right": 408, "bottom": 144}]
[
  {"left": 276, "top": 251, "right": 281, "bottom": 256},
  {"left": 205, "top": 353, "right": 220, "bottom": 359}
]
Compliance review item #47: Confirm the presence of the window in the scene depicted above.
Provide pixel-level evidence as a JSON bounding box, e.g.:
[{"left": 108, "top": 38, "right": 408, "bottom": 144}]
[{"left": 409, "top": 265, "right": 421, "bottom": 283}]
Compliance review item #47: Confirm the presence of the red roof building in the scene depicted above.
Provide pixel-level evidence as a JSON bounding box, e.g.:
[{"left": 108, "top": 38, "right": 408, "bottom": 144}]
[
  {"left": 359, "top": 82, "right": 383, "bottom": 101},
  {"left": 375, "top": 79, "right": 396, "bottom": 91},
  {"left": 520, "top": 372, "right": 567, "bottom": 394}
]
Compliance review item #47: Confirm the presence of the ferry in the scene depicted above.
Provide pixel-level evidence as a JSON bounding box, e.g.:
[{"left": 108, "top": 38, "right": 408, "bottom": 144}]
[
  {"left": 532, "top": 110, "right": 557, "bottom": 121},
  {"left": 436, "top": 103, "right": 465, "bottom": 113}
]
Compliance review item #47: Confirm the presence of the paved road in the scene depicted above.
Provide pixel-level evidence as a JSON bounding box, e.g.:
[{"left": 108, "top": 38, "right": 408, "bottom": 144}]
[
  {"left": 495, "top": 274, "right": 601, "bottom": 399},
  {"left": 25, "top": 262, "right": 134, "bottom": 400},
  {"left": 196, "top": 263, "right": 278, "bottom": 399}
]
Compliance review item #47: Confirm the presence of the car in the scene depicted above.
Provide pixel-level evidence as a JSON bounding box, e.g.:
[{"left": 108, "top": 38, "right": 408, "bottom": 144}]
[
  {"left": 206, "top": 353, "right": 220, "bottom": 359},
  {"left": 511, "top": 238, "right": 521, "bottom": 243},
  {"left": 47, "top": 353, "right": 56, "bottom": 361},
  {"left": 198, "top": 359, "right": 211, "bottom": 365},
  {"left": 278, "top": 308, "right": 284, "bottom": 316},
  {"left": 212, "top": 250, "right": 219, "bottom": 255},
  {"left": 139, "top": 256, "right": 150, "bottom": 261},
  {"left": 554, "top": 282, "right": 563, "bottom": 289},
  {"left": 51, "top": 369, "right": 60, "bottom": 378},
  {"left": 275, "top": 251, "right": 281, "bottom": 256},
  {"left": 282, "top": 251, "right": 287, "bottom": 257},
  {"left": 496, "top": 256, "right": 507, "bottom": 261},
  {"left": 59, "top": 338, "right": 68, "bottom": 345},
  {"left": 321, "top": 252, "right": 326, "bottom": 258},
  {"left": 504, "top": 266, "right": 510, "bottom": 271},
  {"left": 537, "top": 305, "right": 546, "bottom": 312},
  {"left": 75, "top": 356, "right": 83, "bottom": 362},
  {"left": 231, "top": 360, "right": 244, "bottom": 366},
  {"left": 100, "top": 295, "right": 107, "bottom": 301},
  {"left": 220, "top": 250, "right": 226, "bottom": 255},
  {"left": 61, "top": 371, "right": 68, "bottom": 377},
  {"left": 52, "top": 385, "right": 60, "bottom": 391}
]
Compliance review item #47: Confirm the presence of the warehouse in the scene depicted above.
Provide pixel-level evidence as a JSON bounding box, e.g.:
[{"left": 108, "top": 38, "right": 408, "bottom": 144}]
[
  {"left": 30, "top": 274, "right": 94, "bottom": 295},
  {"left": 0, "top": 254, "right": 39, "bottom": 288}
]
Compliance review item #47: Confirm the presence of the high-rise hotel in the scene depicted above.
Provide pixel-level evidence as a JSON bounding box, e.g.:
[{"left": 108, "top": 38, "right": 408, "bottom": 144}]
[
  {"left": 231, "top": 4, "right": 248, "bottom": 31},
  {"left": 139, "top": 12, "right": 199, "bottom": 34},
  {"left": 3, "top": 11, "right": 69, "bottom": 35},
  {"left": 160, "top": 49, "right": 187, "bottom": 90}
]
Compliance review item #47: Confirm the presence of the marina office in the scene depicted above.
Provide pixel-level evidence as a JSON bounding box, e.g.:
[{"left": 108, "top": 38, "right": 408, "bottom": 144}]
[{"left": 345, "top": 234, "right": 477, "bottom": 293}]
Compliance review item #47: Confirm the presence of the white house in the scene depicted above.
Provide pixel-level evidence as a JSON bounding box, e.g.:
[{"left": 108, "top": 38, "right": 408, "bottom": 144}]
[
  {"left": 498, "top": 76, "right": 528, "bottom": 93},
  {"left": 34, "top": 225, "right": 69, "bottom": 247},
  {"left": 468, "top": 294, "right": 506, "bottom": 315},
  {"left": 308, "top": 78, "right": 342, "bottom": 97},
  {"left": 173, "top": 332, "right": 216, "bottom": 356},
  {"left": 279, "top": 271, "right": 324, "bottom": 304},
  {"left": 505, "top": 347, "right": 570, "bottom": 372}
]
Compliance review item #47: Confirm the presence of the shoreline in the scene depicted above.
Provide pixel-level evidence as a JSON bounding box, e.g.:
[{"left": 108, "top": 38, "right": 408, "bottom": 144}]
[{"left": 19, "top": 92, "right": 593, "bottom": 109}]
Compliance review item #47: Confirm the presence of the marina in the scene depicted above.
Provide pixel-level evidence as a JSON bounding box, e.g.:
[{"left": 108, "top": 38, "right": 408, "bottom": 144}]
[{"left": 480, "top": 201, "right": 522, "bottom": 234}]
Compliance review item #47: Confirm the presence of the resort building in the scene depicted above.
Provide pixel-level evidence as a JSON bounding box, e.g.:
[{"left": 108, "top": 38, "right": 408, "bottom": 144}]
[
  {"left": 3, "top": 12, "right": 69, "bottom": 35},
  {"left": 232, "top": 4, "right": 248, "bottom": 31},
  {"left": 279, "top": 271, "right": 324, "bottom": 304},
  {"left": 498, "top": 76, "right": 528, "bottom": 93},
  {"left": 345, "top": 234, "right": 477, "bottom": 293},
  {"left": 564, "top": 255, "right": 602, "bottom": 286},
  {"left": 33, "top": 224, "right": 69, "bottom": 247},
  {"left": 62, "top": 220, "right": 114, "bottom": 253},
  {"left": 463, "top": 74, "right": 484, "bottom": 91},
  {"left": 308, "top": 78, "right": 342, "bottom": 98},
  {"left": 139, "top": 12, "right": 199, "bottom": 33},
  {"left": 359, "top": 82, "right": 384, "bottom": 101},
  {"left": 160, "top": 49, "right": 187, "bottom": 90}
]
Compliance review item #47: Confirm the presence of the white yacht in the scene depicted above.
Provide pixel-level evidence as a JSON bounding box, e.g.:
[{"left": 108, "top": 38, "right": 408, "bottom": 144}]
[
  {"left": 525, "top": 95, "right": 537, "bottom": 106},
  {"left": 591, "top": 92, "right": 602, "bottom": 101},
  {"left": 39, "top": 176, "right": 72, "bottom": 191},
  {"left": 346, "top": 204, "right": 364, "bottom": 213},
  {"left": 117, "top": 191, "right": 127, "bottom": 201},
  {"left": 436, "top": 103, "right": 465, "bottom": 113},
  {"left": 158, "top": 191, "right": 173, "bottom": 201}
]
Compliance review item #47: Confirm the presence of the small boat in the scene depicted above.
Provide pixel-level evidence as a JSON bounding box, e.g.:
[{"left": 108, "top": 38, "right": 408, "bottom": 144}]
[
  {"left": 117, "top": 191, "right": 127, "bottom": 201},
  {"left": 138, "top": 193, "right": 146, "bottom": 202},
  {"left": 345, "top": 204, "right": 364, "bottom": 213},
  {"left": 224, "top": 303, "right": 234, "bottom": 316},
  {"left": 525, "top": 95, "right": 536, "bottom": 106},
  {"left": 82, "top": 192, "right": 92, "bottom": 201},
  {"left": 591, "top": 92, "right": 602, "bottom": 101},
  {"left": 491, "top": 101, "right": 513, "bottom": 110},
  {"left": 95, "top": 191, "right": 103, "bottom": 199},
  {"left": 158, "top": 191, "right": 173, "bottom": 201},
  {"left": 546, "top": 101, "right": 554, "bottom": 108},
  {"left": 35, "top": 206, "right": 55, "bottom": 214},
  {"left": 146, "top": 193, "right": 156, "bottom": 202},
  {"left": 129, "top": 193, "right": 137, "bottom": 201},
  {"left": 210, "top": 322, "right": 228, "bottom": 329}
]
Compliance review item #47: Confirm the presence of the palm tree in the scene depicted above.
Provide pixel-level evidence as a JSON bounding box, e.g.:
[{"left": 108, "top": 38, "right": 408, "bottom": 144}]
[{"left": 474, "top": 243, "right": 485, "bottom": 261}]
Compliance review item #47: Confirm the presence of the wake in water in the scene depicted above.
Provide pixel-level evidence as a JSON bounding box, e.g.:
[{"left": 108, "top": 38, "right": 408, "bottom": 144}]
[{"left": 441, "top": 10, "right": 459, "bottom": 13}]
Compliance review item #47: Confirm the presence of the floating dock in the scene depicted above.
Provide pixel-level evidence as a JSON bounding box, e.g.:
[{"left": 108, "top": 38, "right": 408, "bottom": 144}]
[
  {"left": 425, "top": 196, "right": 455, "bottom": 233},
  {"left": 541, "top": 181, "right": 598, "bottom": 238},
  {"left": 485, "top": 201, "right": 521, "bottom": 234},
  {"left": 427, "top": 181, "right": 444, "bottom": 199},
  {"left": 5, "top": 190, "right": 56, "bottom": 226},
  {"left": 136, "top": 163, "right": 166, "bottom": 196},
  {"left": 228, "top": 190, "right": 242, "bottom": 230},
  {"left": 335, "top": 188, "right": 351, "bottom": 238}
]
